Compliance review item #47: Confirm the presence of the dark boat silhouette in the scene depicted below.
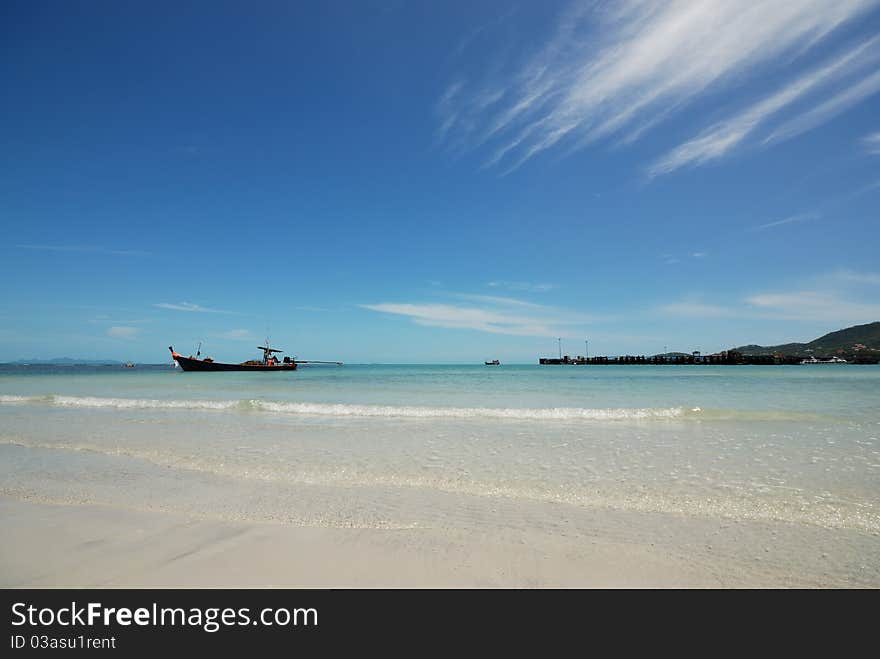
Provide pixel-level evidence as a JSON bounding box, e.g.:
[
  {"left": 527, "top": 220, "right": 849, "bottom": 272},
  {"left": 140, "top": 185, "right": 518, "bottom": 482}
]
[
  {"left": 169, "top": 344, "right": 341, "bottom": 372},
  {"left": 485, "top": 359, "right": 500, "bottom": 366}
]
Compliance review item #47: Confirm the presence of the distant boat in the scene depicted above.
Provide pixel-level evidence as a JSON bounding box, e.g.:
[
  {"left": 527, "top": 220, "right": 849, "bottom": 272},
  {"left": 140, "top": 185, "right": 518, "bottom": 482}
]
[
  {"left": 800, "top": 356, "right": 847, "bottom": 364},
  {"left": 124, "top": 362, "right": 135, "bottom": 368},
  {"left": 485, "top": 359, "right": 501, "bottom": 366},
  {"left": 168, "top": 344, "right": 342, "bottom": 372}
]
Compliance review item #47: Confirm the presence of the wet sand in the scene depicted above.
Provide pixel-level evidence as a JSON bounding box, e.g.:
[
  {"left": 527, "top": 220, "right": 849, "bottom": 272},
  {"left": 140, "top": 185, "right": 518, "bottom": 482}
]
[{"left": 3, "top": 497, "right": 876, "bottom": 588}]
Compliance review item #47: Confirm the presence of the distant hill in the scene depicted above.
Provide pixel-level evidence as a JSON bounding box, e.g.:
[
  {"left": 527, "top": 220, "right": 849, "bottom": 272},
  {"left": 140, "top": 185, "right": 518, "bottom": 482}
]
[{"left": 735, "top": 322, "right": 880, "bottom": 357}]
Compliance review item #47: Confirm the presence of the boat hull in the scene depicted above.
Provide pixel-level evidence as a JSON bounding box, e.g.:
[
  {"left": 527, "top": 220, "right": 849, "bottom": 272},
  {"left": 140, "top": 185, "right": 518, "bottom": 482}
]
[{"left": 172, "top": 354, "right": 297, "bottom": 372}]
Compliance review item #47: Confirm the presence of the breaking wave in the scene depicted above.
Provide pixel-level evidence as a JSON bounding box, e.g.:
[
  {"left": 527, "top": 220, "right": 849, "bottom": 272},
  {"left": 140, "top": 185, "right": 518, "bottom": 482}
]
[
  {"left": 0, "top": 394, "right": 826, "bottom": 422},
  {"left": 249, "top": 400, "right": 690, "bottom": 420},
  {"left": 0, "top": 393, "right": 691, "bottom": 420}
]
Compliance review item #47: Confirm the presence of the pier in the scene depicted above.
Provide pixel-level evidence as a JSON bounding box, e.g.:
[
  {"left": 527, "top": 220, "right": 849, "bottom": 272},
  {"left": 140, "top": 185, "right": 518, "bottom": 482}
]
[
  {"left": 540, "top": 350, "right": 808, "bottom": 366},
  {"left": 537, "top": 324, "right": 880, "bottom": 365}
]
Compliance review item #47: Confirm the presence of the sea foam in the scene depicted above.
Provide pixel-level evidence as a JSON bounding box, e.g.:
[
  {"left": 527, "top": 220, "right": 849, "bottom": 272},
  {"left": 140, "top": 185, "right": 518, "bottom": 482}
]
[{"left": 0, "top": 393, "right": 687, "bottom": 420}]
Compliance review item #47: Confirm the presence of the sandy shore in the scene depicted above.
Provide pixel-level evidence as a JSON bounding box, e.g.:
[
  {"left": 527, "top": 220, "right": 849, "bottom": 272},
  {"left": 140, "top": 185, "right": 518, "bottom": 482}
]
[{"left": 3, "top": 496, "right": 875, "bottom": 588}]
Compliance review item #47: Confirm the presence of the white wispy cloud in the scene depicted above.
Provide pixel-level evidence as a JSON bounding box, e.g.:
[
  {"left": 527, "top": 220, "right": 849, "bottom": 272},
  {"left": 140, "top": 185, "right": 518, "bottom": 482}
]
[
  {"left": 439, "top": 0, "right": 879, "bottom": 174},
  {"left": 90, "top": 317, "right": 149, "bottom": 325},
  {"left": 659, "top": 302, "right": 738, "bottom": 318},
  {"left": 107, "top": 326, "right": 139, "bottom": 339},
  {"left": 746, "top": 270, "right": 880, "bottom": 321},
  {"left": 17, "top": 244, "right": 150, "bottom": 256},
  {"left": 453, "top": 293, "right": 546, "bottom": 309},
  {"left": 154, "top": 302, "right": 231, "bottom": 314},
  {"left": 648, "top": 35, "right": 880, "bottom": 177},
  {"left": 753, "top": 211, "right": 821, "bottom": 231},
  {"left": 744, "top": 291, "right": 880, "bottom": 322},
  {"left": 862, "top": 131, "right": 880, "bottom": 154},
  {"left": 362, "top": 295, "right": 604, "bottom": 338},
  {"left": 659, "top": 269, "right": 880, "bottom": 322},
  {"left": 450, "top": 6, "right": 519, "bottom": 60},
  {"left": 291, "top": 306, "right": 341, "bottom": 313},
  {"left": 764, "top": 68, "right": 880, "bottom": 146},
  {"left": 215, "top": 329, "right": 254, "bottom": 341},
  {"left": 435, "top": 79, "right": 466, "bottom": 142},
  {"left": 487, "top": 280, "right": 556, "bottom": 292},
  {"left": 821, "top": 269, "right": 880, "bottom": 286}
]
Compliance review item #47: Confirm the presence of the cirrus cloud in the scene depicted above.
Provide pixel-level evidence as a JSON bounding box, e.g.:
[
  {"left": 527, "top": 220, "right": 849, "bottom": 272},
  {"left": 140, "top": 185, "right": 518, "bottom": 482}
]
[
  {"left": 362, "top": 294, "right": 606, "bottom": 338},
  {"left": 487, "top": 280, "right": 556, "bottom": 292},
  {"left": 107, "top": 326, "right": 139, "bottom": 339},
  {"left": 17, "top": 244, "right": 150, "bottom": 256},
  {"left": 438, "top": 0, "right": 880, "bottom": 176},
  {"left": 215, "top": 329, "right": 255, "bottom": 341},
  {"left": 658, "top": 269, "right": 880, "bottom": 323},
  {"left": 648, "top": 35, "right": 880, "bottom": 177},
  {"left": 154, "top": 302, "right": 233, "bottom": 314}
]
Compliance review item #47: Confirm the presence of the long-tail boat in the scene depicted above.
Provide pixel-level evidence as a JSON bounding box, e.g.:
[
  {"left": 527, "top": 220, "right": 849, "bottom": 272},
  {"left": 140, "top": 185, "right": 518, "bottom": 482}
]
[{"left": 168, "top": 344, "right": 342, "bottom": 372}]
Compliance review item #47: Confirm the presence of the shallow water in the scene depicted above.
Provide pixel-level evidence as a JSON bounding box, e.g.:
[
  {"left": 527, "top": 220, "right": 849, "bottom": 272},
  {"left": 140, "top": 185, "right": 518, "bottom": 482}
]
[{"left": 1, "top": 363, "right": 878, "bottom": 537}]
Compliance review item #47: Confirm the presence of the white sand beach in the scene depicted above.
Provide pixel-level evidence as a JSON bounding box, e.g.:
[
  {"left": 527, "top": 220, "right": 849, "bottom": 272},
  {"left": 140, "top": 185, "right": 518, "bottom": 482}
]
[{"left": 3, "top": 495, "right": 876, "bottom": 588}]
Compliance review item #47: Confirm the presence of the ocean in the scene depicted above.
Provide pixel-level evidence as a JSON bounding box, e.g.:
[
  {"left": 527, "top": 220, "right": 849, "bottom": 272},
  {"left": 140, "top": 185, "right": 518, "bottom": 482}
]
[{"left": 2, "top": 362, "right": 879, "bottom": 585}]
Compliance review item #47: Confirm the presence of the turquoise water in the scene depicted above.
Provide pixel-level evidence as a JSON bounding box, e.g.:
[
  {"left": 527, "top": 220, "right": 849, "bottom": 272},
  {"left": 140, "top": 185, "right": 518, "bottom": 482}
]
[
  {"left": 1, "top": 363, "right": 877, "bottom": 419},
  {"left": 1, "top": 363, "right": 879, "bottom": 537}
]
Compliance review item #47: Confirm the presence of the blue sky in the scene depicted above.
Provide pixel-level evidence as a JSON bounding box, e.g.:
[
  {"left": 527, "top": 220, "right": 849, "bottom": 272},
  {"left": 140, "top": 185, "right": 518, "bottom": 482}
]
[{"left": 2, "top": 0, "right": 879, "bottom": 363}]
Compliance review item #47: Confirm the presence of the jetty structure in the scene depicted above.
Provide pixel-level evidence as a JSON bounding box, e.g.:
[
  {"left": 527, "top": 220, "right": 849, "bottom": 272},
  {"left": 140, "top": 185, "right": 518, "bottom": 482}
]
[
  {"left": 540, "top": 349, "right": 766, "bottom": 365},
  {"left": 538, "top": 338, "right": 879, "bottom": 365}
]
